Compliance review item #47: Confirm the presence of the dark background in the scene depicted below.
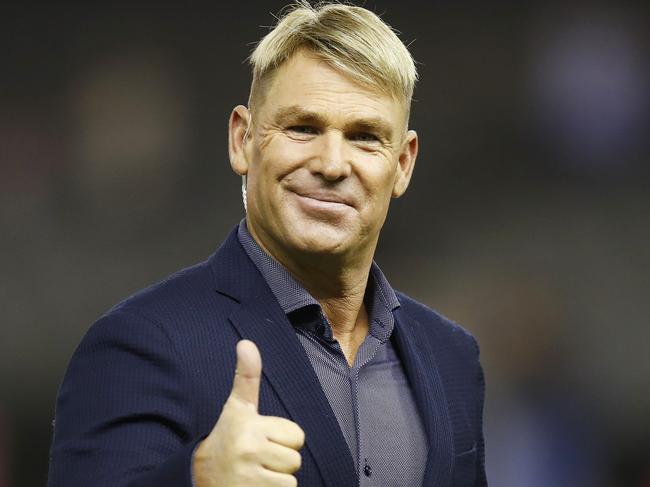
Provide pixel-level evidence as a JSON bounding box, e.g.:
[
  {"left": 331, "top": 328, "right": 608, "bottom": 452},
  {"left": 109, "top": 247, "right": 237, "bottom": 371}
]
[{"left": 1, "top": 1, "right": 649, "bottom": 486}]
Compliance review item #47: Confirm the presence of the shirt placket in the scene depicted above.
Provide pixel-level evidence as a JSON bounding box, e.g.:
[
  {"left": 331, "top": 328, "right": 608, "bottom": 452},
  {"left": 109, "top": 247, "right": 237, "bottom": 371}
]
[{"left": 350, "top": 337, "right": 381, "bottom": 486}]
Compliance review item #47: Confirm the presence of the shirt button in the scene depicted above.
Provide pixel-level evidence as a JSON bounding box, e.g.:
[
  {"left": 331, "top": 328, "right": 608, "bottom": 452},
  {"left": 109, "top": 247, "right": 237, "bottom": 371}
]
[{"left": 364, "top": 460, "right": 372, "bottom": 477}]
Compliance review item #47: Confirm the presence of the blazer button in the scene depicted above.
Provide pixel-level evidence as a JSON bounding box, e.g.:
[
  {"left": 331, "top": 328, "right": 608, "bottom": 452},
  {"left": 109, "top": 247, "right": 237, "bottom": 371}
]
[{"left": 364, "top": 461, "right": 372, "bottom": 477}]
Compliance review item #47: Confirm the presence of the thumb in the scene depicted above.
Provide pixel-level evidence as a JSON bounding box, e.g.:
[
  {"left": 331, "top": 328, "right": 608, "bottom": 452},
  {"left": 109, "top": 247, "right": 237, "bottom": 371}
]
[{"left": 229, "top": 339, "right": 262, "bottom": 410}]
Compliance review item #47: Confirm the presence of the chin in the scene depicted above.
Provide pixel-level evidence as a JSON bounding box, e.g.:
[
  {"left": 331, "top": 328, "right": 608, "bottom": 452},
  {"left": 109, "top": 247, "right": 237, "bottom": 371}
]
[{"left": 285, "top": 222, "right": 354, "bottom": 256}]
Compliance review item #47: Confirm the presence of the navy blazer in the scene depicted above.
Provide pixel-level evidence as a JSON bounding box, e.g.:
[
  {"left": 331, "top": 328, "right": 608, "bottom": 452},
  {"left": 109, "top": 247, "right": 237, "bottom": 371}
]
[{"left": 48, "top": 227, "right": 487, "bottom": 486}]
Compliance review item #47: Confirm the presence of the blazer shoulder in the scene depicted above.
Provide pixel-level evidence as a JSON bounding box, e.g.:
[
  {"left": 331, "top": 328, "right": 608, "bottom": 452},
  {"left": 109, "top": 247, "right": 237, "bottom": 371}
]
[
  {"left": 99, "top": 254, "right": 236, "bottom": 337},
  {"left": 395, "top": 291, "right": 479, "bottom": 355},
  {"left": 109, "top": 258, "right": 210, "bottom": 309}
]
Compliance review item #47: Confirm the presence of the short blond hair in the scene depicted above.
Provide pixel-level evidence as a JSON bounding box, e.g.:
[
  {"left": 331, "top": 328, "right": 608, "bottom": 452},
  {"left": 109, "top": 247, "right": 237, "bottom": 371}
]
[{"left": 248, "top": 1, "right": 417, "bottom": 115}]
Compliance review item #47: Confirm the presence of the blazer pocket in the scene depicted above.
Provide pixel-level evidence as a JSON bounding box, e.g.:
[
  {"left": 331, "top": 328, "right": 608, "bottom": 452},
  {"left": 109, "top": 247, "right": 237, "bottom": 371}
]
[{"left": 452, "top": 443, "right": 477, "bottom": 487}]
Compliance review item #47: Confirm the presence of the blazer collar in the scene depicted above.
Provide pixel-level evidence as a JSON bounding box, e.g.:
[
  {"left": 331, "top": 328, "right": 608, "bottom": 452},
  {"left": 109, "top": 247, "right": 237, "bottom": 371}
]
[
  {"left": 208, "top": 227, "right": 258, "bottom": 303},
  {"left": 393, "top": 306, "right": 455, "bottom": 487},
  {"left": 209, "top": 228, "right": 357, "bottom": 487}
]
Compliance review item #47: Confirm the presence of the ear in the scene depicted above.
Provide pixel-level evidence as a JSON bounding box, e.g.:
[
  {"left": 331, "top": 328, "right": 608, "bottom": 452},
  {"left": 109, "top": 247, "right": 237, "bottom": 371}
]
[
  {"left": 229, "top": 105, "right": 252, "bottom": 176},
  {"left": 392, "top": 129, "right": 418, "bottom": 198}
]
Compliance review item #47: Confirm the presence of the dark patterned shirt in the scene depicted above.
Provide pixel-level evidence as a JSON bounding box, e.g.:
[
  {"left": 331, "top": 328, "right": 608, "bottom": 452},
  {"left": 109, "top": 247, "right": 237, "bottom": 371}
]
[{"left": 238, "top": 220, "right": 428, "bottom": 486}]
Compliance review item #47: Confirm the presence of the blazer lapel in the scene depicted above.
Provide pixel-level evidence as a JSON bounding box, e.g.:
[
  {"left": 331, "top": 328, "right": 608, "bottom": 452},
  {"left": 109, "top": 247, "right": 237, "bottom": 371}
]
[
  {"left": 210, "top": 229, "right": 356, "bottom": 487},
  {"left": 393, "top": 307, "right": 454, "bottom": 487}
]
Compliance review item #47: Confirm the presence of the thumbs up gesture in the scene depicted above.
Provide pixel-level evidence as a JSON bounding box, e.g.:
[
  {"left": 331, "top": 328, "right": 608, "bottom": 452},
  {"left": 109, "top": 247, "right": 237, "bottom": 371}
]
[{"left": 192, "top": 340, "right": 305, "bottom": 487}]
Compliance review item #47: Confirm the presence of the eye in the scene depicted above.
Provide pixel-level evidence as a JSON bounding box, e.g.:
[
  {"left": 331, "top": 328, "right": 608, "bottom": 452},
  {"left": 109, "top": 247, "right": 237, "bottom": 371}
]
[
  {"left": 287, "top": 125, "right": 318, "bottom": 135},
  {"left": 350, "top": 132, "right": 380, "bottom": 143}
]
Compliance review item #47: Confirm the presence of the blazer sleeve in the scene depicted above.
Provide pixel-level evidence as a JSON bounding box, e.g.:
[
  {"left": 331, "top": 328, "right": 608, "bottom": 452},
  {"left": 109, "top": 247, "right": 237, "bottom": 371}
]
[{"left": 48, "top": 307, "right": 200, "bottom": 487}]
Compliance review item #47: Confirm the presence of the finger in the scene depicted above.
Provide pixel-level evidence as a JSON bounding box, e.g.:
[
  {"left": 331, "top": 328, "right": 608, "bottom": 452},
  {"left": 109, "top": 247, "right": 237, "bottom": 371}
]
[
  {"left": 230, "top": 340, "right": 262, "bottom": 410},
  {"left": 260, "top": 416, "right": 305, "bottom": 450},
  {"left": 260, "top": 442, "right": 302, "bottom": 474},
  {"left": 259, "top": 468, "right": 298, "bottom": 487}
]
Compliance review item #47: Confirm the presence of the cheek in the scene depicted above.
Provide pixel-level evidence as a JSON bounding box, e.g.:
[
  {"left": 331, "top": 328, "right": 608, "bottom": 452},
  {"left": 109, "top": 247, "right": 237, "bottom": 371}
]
[
  {"left": 248, "top": 153, "right": 295, "bottom": 211},
  {"left": 255, "top": 138, "right": 307, "bottom": 179},
  {"left": 357, "top": 157, "right": 397, "bottom": 200}
]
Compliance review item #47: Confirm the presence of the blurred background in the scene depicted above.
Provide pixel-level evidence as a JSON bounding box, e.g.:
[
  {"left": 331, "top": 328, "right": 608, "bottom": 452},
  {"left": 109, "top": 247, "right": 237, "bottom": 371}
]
[{"left": 1, "top": 1, "right": 649, "bottom": 485}]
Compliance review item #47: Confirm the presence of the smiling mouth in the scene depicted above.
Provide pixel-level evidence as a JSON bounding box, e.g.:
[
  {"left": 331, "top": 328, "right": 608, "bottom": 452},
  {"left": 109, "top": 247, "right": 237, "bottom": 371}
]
[
  {"left": 291, "top": 190, "right": 355, "bottom": 212},
  {"left": 291, "top": 189, "right": 354, "bottom": 207}
]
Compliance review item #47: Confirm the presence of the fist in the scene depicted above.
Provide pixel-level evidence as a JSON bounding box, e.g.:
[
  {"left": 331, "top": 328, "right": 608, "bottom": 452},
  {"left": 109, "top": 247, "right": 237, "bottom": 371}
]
[{"left": 192, "top": 340, "right": 305, "bottom": 487}]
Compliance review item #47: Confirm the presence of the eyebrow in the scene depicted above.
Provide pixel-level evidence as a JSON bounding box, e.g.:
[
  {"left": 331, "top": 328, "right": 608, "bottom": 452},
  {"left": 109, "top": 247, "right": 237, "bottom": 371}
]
[
  {"left": 272, "top": 105, "right": 395, "bottom": 141},
  {"left": 273, "top": 106, "right": 326, "bottom": 129}
]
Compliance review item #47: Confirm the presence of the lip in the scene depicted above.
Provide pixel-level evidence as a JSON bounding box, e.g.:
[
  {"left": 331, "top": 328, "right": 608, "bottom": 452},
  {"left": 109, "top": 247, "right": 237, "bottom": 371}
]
[{"left": 290, "top": 189, "right": 355, "bottom": 208}]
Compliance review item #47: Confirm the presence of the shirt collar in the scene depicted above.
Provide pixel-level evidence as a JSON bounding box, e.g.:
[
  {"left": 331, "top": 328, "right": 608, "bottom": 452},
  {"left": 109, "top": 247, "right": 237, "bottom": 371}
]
[{"left": 237, "top": 219, "right": 400, "bottom": 342}]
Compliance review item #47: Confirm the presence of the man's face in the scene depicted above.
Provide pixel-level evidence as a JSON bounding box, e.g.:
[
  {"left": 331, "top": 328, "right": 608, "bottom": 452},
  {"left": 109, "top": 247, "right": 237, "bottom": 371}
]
[{"left": 230, "top": 50, "right": 417, "bottom": 263}]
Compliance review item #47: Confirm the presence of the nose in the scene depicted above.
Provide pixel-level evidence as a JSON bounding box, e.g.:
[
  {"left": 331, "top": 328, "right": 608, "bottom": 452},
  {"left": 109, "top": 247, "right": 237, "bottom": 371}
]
[{"left": 311, "top": 130, "right": 351, "bottom": 181}]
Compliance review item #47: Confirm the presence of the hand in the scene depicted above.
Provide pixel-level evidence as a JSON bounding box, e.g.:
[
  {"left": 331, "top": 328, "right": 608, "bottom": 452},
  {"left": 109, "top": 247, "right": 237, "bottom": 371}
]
[{"left": 192, "top": 340, "right": 305, "bottom": 487}]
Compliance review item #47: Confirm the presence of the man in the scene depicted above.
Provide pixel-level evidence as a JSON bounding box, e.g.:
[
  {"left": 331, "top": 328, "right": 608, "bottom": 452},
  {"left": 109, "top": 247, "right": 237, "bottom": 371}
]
[{"left": 48, "top": 2, "right": 486, "bottom": 486}]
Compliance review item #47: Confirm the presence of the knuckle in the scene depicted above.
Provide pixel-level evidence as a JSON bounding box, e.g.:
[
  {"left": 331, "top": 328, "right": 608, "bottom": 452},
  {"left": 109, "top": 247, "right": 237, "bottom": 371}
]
[
  {"left": 291, "top": 450, "right": 302, "bottom": 470},
  {"left": 234, "top": 436, "right": 259, "bottom": 460},
  {"left": 276, "top": 474, "right": 297, "bottom": 487},
  {"left": 294, "top": 426, "right": 306, "bottom": 447}
]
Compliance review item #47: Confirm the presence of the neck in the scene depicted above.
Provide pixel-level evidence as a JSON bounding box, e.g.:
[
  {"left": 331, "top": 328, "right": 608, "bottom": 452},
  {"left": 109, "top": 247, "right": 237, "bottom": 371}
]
[
  {"left": 285, "top": 254, "right": 373, "bottom": 367},
  {"left": 247, "top": 222, "right": 377, "bottom": 338}
]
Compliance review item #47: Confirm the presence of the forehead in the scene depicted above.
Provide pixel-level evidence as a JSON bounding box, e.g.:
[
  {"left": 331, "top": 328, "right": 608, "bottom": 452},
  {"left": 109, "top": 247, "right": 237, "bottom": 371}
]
[{"left": 258, "top": 51, "right": 406, "bottom": 131}]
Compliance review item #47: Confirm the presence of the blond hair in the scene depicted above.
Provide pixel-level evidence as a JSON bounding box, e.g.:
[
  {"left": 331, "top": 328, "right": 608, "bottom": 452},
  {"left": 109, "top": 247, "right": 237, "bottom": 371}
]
[{"left": 248, "top": 1, "right": 417, "bottom": 115}]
